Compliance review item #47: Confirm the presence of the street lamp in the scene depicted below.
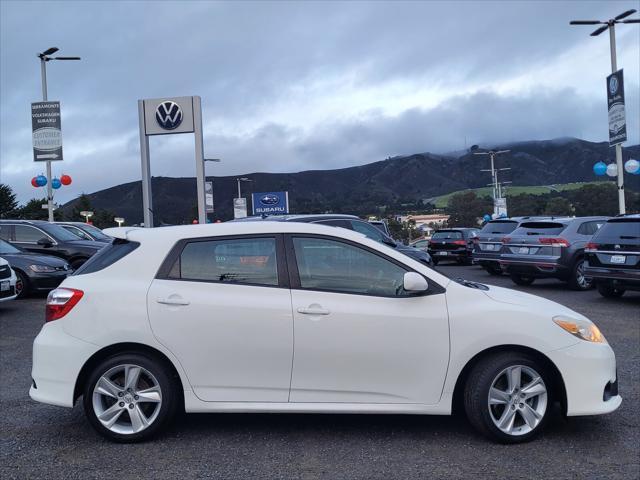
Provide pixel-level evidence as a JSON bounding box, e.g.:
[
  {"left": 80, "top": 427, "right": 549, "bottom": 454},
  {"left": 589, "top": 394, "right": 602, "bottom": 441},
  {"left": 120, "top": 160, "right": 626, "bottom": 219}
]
[
  {"left": 114, "top": 217, "right": 125, "bottom": 227},
  {"left": 80, "top": 210, "right": 93, "bottom": 223},
  {"left": 237, "top": 177, "right": 252, "bottom": 199},
  {"left": 570, "top": 9, "right": 639, "bottom": 215},
  {"left": 37, "top": 47, "right": 81, "bottom": 222}
]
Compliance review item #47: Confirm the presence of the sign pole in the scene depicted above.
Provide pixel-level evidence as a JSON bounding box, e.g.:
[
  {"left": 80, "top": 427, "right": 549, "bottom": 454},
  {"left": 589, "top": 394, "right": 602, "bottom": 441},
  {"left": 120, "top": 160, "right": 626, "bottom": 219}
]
[
  {"left": 609, "top": 24, "right": 625, "bottom": 215},
  {"left": 40, "top": 57, "right": 54, "bottom": 222},
  {"left": 193, "top": 96, "right": 206, "bottom": 225},
  {"left": 138, "top": 100, "right": 153, "bottom": 227}
]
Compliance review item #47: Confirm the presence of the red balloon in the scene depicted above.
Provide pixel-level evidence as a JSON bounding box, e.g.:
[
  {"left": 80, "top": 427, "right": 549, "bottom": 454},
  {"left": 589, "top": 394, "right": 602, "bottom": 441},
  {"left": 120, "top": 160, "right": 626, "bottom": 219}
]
[
  {"left": 192, "top": 219, "right": 199, "bottom": 224},
  {"left": 31, "top": 177, "right": 39, "bottom": 187},
  {"left": 60, "top": 174, "right": 72, "bottom": 186}
]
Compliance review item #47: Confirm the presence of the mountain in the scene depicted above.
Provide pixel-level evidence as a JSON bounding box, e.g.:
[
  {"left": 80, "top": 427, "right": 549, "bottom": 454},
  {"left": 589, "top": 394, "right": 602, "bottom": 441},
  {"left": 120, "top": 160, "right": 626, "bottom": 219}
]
[{"left": 61, "top": 138, "right": 640, "bottom": 224}]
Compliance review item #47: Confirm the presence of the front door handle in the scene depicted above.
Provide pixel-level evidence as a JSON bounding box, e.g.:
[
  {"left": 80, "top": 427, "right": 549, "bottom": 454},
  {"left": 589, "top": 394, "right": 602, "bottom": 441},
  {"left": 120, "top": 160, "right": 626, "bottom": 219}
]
[
  {"left": 297, "top": 306, "right": 330, "bottom": 315},
  {"left": 157, "top": 297, "right": 190, "bottom": 306}
]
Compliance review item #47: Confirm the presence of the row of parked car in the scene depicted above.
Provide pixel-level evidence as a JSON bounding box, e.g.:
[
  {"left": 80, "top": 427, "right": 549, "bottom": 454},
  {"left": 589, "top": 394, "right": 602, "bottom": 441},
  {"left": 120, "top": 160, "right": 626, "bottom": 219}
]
[
  {"left": 413, "top": 215, "right": 639, "bottom": 298},
  {"left": 0, "top": 219, "right": 110, "bottom": 300}
]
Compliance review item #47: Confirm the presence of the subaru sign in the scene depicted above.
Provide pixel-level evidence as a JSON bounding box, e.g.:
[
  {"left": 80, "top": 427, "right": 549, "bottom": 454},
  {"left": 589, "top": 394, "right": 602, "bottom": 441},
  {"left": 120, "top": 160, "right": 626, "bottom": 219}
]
[{"left": 252, "top": 191, "right": 289, "bottom": 215}]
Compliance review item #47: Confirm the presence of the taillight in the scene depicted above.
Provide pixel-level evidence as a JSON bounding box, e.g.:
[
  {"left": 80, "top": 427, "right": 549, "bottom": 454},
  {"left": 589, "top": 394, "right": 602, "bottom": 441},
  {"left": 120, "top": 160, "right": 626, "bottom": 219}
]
[
  {"left": 453, "top": 240, "right": 466, "bottom": 246},
  {"left": 45, "top": 288, "right": 84, "bottom": 322},
  {"left": 585, "top": 242, "right": 599, "bottom": 252},
  {"left": 538, "top": 237, "right": 570, "bottom": 247}
]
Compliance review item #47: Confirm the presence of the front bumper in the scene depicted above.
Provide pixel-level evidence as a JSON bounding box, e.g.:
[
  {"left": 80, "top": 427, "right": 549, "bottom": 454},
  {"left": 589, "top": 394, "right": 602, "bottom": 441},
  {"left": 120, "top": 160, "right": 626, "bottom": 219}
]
[
  {"left": 28, "top": 270, "right": 71, "bottom": 292},
  {"left": 547, "top": 341, "right": 621, "bottom": 416},
  {"left": 30, "top": 321, "right": 100, "bottom": 407}
]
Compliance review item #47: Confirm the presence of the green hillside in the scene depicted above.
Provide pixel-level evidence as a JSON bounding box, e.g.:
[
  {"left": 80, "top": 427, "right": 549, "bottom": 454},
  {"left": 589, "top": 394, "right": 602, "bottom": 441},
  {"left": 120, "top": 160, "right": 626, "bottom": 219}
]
[{"left": 428, "top": 182, "right": 605, "bottom": 208}]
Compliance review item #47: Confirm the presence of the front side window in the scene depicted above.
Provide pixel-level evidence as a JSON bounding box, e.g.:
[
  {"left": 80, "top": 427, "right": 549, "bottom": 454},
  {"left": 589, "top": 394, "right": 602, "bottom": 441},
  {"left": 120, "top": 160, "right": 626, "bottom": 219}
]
[
  {"left": 0, "top": 225, "right": 10, "bottom": 241},
  {"left": 293, "top": 237, "right": 409, "bottom": 296},
  {"left": 170, "top": 237, "right": 278, "bottom": 286},
  {"left": 14, "top": 225, "right": 48, "bottom": 243}
]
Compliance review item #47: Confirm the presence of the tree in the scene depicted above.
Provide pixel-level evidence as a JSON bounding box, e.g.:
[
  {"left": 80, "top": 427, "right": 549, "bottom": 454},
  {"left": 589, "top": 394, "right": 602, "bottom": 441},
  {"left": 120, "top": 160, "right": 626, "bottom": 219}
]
[
  {"left": 568, "top": 183, "right": 618, "bottom": 216},
  {"left": 70, "top": 194, "right": 93, "bottom": 221},
  {"left": 0, "top": 183, "right": 18, "bottom": 218},
  {"left": 543, "top": 197, "right": 573, "bottom": 216},
  {"left": 446, "top": 192, "right": 492, "bottom": 227}
]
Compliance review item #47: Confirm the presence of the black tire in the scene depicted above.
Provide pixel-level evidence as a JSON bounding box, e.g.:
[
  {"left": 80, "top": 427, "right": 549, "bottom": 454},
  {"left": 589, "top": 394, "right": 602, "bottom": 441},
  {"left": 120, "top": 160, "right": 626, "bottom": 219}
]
[
  {"left": 510, "top": 274, "right": 535, "bottom": 286},
  {"left": 483, "top": 264, "right": 502, "bottom": 276},
  {"left": 83, "top": 353, "right": 177, "bottom": 443},
  {"left": 464, "top": 352, "right": 552, "bottom": 444},
  {"left": 431, "top": 258, "right": 439, "bottom": 266},
  {"left": 567, "top": 258, "right": 593, "bottom": 291},
  {"left": 596, "top": 283, "right": 625, "bottom": 298},
  {"left": 14, "top": 270, "right": 29, "bottom": 299}
]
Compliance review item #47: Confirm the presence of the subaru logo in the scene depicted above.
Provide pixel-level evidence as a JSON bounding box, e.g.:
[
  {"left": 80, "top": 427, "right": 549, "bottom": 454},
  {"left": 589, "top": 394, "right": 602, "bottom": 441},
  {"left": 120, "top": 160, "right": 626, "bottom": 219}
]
[
  {"left": 609, "top": 76, "right": 618, "bottom": 95},
  {"left": 260, "top": 194, "right": 280, "bottom": 206},
  {"left": 155, "top": 101, "right": 183, "bottom": 130}
]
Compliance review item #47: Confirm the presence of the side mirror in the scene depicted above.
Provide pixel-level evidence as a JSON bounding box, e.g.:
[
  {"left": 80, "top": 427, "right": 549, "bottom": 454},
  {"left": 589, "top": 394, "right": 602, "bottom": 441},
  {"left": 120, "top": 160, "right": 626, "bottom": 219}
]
[
  {"left": 37, "top": 238, "right": 53, "bottom": 248},
  {"left": 403, "top": 272, "right": 428, "bottom": 292}
]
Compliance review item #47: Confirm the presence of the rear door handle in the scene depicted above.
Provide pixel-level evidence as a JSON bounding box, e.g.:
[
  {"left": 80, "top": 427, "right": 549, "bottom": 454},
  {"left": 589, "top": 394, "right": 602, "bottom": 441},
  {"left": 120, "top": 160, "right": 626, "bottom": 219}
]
[
  {"left": 157, "top": 297, "right": 190, "bottom": 306},
  {"left": 297, "top": 307, "right": 330, "bottom": 315}
]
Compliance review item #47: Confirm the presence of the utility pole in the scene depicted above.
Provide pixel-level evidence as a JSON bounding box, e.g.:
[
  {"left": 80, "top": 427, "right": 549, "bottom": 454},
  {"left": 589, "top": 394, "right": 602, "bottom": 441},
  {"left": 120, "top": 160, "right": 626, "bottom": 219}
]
[
  {"left": 37, "top": 47, "right": 80, "bottom": 222},
  {"left": 570, "top": 9, "right": 640, "bottom": 215},
  {"left": 474, "top": 149, "right": 510, "bottom": 211}
]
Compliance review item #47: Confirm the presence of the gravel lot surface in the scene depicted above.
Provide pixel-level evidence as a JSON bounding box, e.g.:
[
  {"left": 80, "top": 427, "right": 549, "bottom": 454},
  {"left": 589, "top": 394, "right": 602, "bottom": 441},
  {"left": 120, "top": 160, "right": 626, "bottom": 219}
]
[{"left": 1, "top": 264, "right": 638, "bottom": 479}]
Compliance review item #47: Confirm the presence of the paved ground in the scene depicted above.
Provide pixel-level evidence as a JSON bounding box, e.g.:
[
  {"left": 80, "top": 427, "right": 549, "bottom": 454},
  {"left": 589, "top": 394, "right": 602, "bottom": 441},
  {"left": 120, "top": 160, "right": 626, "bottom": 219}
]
[{"left": 1, "top": 264, "right": 638, "bottom": 479}]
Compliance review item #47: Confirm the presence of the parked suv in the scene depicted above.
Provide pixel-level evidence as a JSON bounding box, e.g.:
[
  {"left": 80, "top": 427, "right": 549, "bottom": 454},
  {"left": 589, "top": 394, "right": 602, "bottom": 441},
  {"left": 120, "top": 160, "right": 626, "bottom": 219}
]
[
  {"left": 232, "top": 214, "right": 433, "bottom": 266},
  {"left": 499, "top": 217, "right": 608, "bottom": 290},
  {"left": 473, "top": 219, "right": 522, "bottom": 275},
  {"left": 427, "top": 228, "right": 479, "bottom": 265},
  {"left": 0, "top": 220, "right": 105, "bottom": 270},
  {"left": 585, "top": 214, "right": 640, "bottom": 298}
]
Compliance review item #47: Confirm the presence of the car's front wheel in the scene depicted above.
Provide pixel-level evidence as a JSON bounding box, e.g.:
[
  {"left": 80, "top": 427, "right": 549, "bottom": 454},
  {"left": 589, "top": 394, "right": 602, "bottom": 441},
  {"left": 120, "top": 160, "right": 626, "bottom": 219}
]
[
  {"left": 464, "top": 352, "right": 551, "bottom": 443},
  {"left": 596, "top": 283, "right": 625, "bottom": 298},
  {"left": 568, "top": 258, "right": 593, "bottom": 291},
  {"left": 83, "top": 353, "right": 177, "bottom": 442},
  {"left": 14, "top": 270, "right": 29, "bottom": 298}
]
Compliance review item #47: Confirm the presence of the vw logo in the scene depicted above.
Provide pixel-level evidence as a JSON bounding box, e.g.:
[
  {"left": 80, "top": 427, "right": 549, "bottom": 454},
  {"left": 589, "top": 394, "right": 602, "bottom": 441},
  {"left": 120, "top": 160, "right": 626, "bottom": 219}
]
[
  {"left": 609, "top": 76, "right": 618, "bottom": 95},
  {"left": 155, "top": 101, "right": 183, "bottom": 130},
  {"left": 260, "top": 194, "right": 280, "bottom": 206}
]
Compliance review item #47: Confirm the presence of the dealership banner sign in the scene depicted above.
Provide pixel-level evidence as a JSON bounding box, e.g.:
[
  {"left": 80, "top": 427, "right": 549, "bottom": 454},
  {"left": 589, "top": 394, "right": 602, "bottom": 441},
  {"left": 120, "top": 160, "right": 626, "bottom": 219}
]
[
  {"left": 252, "top": 191, "right": 289, "bottom": 215},
  {"left": 31, "top": 101, "right": 63, "bottom": 161},
  {"left": 607, "top": 69, "right": 627, "bottom": 146}
]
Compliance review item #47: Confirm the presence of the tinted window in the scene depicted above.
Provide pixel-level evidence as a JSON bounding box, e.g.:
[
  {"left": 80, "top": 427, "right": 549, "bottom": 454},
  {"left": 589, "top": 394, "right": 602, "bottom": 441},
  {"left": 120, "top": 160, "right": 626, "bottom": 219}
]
[
  {"left": 14, "top": 225, "right": 49, "bottom": 243},
  {"left": 577, "top": 221, "right": 605, "bottom": 236},
  {"left": 480, "top": 221, "right": 518, "bottom": 234},
  {"left": 172, "top": 237, "right": 278, "bottom": 286},
  {"left": 350, "top": 220, "right": 387, "bottom": 243},
  {"left": 41, "top": 223, "right": 84, "bottom": 242},
  {"left": 63, "top": 225, "right": 93, "bottom": 240},
  {"left": 432, "top": 231, "right": 463, "bottom": 240},
  {"left": 73, "top": 239, "right": 137, "bottom": 275},
  {"left": 0, "top": 225, "right": 10, "bottom": 241},
  {"left": 413, "top": 240, "right": 429, "bottom": 248},
  {"left": 511, "top": 222, "right": 567, "bottom": 236},
  {"left": 293, "top": 237, "right": 409, "bottom": 296},
  {"left": 593, "top": 220, "right": 640, "bottom": 240},
  {"left": 0, "top": 239, "right": 21, "bottom": 254},
  {"left": 78, "top": 224, "right": 111, "bottom": 241},
  {"left": 314, "top": 219, "right": 352, "bottom": 229}
]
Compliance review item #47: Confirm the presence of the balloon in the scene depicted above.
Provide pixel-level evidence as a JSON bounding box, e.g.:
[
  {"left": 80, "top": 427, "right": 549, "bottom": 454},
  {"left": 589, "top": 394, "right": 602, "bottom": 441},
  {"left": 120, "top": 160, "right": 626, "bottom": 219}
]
[
  {"left": 51, "top": 178, "right": 62, "bottom": 189},
  {"left": 606, "top": 163, "right": 618, "bottom": 177},
  {"left": 60, "top": 174, "right": 72, "bottom": 185},
  {"left": 36, "top": 175, "right": 47, "bottom": 187},
  {"left": 192, "top": 219, "right": 199, "bottom": 224},
  {"left": 593, "top": 161, "right": 607, "bottom": 176},
  {"left": 624, "top": 159, "right": 639, "bottom": 175},
  {"left": 483, "top": 214, "right": 492, "bottom": 222},
  {"left": 31, "top": 177, "right": 39, "bottom": 187}
]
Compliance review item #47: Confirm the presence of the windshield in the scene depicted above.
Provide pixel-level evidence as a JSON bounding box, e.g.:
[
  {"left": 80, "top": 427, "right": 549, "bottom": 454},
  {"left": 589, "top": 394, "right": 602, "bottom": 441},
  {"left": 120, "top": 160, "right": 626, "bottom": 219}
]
[
  {"left": 0, "top": 239, "right": 21, "bottom": 254},
  {"left": 480, "top": 221, "right": 518, "bottom": 234},
  {"left": 78, "top": 224, "right": 111, "bottom": 240},
  {"left": 42, "top": 223, "right": 88, "bottom": 242},
  {"left": 432, "top": 231, "right": 462, "bottom": 240},
  {"left": 594, "top": 220, "right": 640, "bottom": 240}
]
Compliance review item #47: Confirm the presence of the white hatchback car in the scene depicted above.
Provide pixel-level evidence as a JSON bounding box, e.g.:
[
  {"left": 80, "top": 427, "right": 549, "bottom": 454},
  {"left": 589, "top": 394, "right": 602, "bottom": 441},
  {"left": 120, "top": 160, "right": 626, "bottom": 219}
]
[
  {"left": 30, "top": 222, "right": 621, "bottom": 443},
  {"left": 0, "top": 257, "right": 18, "bottom": 302}
]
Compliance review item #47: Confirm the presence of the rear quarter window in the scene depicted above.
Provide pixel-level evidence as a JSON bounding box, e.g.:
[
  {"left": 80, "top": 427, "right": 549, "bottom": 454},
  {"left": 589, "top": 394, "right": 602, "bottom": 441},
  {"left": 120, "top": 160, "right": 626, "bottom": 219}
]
[{"left": 72, "top": 239, "right": 139, "bottom": 275}]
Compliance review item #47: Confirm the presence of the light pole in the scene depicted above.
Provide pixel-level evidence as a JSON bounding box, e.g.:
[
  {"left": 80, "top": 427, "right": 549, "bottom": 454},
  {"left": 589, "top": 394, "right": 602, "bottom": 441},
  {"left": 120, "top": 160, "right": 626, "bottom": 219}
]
[
  {"left": 204, "top": 158, "right": 221, "bottom": 221},
  {"left": 473, "top": 149, "right": 510, "bottom": 205},
  {"left": 236, "top": 177, "right": 252, "bottom": 199},
  {"left": 37, "top": 47, "right": 81, "bottom": 222},
  {"left": 570, "top": 9, "right": 639, "bottom": 215},
  {"left": 114, "top": 217, "right": 125, "bottom": 227}
]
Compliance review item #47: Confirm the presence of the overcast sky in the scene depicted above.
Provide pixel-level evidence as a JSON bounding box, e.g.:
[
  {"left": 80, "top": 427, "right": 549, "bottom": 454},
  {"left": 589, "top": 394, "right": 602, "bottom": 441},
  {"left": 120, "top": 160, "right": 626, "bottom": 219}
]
[{"left": 1, "top": 0, "right": 639, "bottom": 204}]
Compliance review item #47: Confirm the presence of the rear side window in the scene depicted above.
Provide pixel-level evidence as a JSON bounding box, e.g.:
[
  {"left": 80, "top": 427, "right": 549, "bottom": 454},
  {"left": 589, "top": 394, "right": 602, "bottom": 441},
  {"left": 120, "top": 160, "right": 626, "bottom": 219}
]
[
  {"left": 577, "top": 221, "right": 605, "bottom": 236},
  {"left": 480, "top": 221, "right": 518, "bottom": 234},
  {"left": 14, "top": 225, "right": 47, "bottom": 243},
  {"left": 432, "top": 231, "right": 462, "bottom": 240},
  {"left": 0, "top": 225, "right": 11, "bottom": 241},
  {"left": 169, "top": 237, "right": 278, "bottom": 286},
  {"left": 73, "top": 239, "right": 138, "bottom": 275},
  {"left": 511, "top": 222, "right": 567, "bottom": 236},
  {"left": 593, "top": 220, "right": 640, "bottom": 240}
]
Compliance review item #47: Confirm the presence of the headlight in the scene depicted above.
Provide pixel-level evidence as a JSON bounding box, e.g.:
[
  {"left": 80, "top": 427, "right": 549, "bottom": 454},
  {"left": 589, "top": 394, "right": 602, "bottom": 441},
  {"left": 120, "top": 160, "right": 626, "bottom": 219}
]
[
  {"left": 29, "top": 264, "right": 57, "bottom": 273},
  {"left": 553, "top": 315, "right": 606, "bottom": 343}
]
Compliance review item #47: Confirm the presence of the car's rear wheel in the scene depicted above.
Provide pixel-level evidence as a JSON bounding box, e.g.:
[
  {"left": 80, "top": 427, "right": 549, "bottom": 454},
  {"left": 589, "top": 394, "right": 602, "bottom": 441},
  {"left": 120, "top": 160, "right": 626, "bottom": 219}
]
[
  {"left": 464, "top": 352, "right": 551, "bottom": 443},
  {"left": 14, "top": 270, "right": 29, "bottom": 298},
  {"left": 510, "top": 274, "right": 535, "bottom": 286},
  {"left": 596, "top": 283, "right": 625, "bottom": 298},
  {"left": 83, "top": 353, "right": 177, "bottom": 443},
  {"left": 568, "top": 258, "right": 592, "bottom": 291}
]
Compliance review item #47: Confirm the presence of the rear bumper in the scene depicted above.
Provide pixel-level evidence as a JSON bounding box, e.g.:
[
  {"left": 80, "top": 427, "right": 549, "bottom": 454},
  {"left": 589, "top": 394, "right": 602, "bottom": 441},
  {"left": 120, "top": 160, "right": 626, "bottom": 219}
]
[
  {"left": 547, "top": 341, "right": 621, "bottom": 416},
  {"left": 500, "top": 256, "right": 569, "bottom": 278},
  {"left": 472, "top": 251, "right": 501, "bottom": 264},
  {"left": 429, "top": 249, "right": 471, "bottom": 259},
  {"left": 30, "top": 321, "right": 99, "bottom": 408}
]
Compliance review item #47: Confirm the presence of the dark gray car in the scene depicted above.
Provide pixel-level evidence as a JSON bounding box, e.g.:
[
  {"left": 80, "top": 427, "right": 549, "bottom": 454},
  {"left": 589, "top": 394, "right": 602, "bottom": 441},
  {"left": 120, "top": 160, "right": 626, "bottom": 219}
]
[{"left": 498, "top": 216, "right": 609, "bottom": 290}]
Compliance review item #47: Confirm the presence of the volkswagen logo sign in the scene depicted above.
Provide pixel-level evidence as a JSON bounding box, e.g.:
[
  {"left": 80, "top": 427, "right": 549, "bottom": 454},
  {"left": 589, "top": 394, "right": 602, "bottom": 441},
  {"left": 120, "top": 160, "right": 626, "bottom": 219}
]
[
  {"left": 609, "top": 76, "right": 619, "bottom": 96},
  {"left": 260, "top": 194, "right": 280, "bottom": 206},
  {"left": 155, "top": 101, "right": 183, "bottom": 130}
]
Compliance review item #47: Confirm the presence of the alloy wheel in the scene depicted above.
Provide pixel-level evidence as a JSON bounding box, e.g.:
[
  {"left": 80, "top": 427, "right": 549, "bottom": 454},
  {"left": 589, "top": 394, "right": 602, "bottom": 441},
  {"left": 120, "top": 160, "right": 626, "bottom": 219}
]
[
  {"left": 92, "top": 364, "right": 163, "bottom": 435},
  {"left": 488, "top": 365, "right": 548, "bottom": 436},
  {"left": 575, "top": 260, "right": 592, "bottom": 289}
]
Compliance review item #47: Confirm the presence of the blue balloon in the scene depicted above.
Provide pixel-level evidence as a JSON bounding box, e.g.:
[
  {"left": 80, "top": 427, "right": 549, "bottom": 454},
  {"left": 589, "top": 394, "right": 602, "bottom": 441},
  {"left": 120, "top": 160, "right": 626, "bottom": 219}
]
[
  {"left": 51, "top": 178, "right": 62, "bottom": 189},
  {"left": 593, "top": 161, "right": 607, "bottom": 176},
  {"left": 483, "top": 214, "right": 492, "bottom": 222},
  {"left": 36, "top": 174, "right": 47, "bottom": 187}
]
